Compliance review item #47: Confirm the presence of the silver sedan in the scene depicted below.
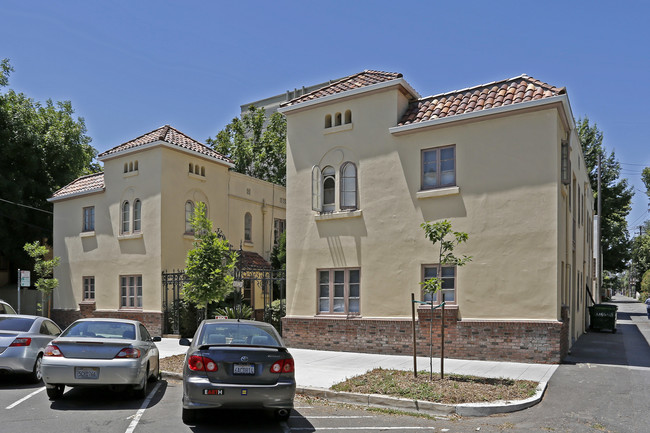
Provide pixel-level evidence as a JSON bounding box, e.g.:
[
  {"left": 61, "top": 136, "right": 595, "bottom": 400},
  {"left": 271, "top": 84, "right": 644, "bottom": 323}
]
[
  {"left": 0, "top": 315, "right": 61, "bottom": 382},
  {"left": 180, "top": 319, "right": 296, "bottom": 424},
  {"left": 41, "top": 318, "right": 161, "bottom": 400}
]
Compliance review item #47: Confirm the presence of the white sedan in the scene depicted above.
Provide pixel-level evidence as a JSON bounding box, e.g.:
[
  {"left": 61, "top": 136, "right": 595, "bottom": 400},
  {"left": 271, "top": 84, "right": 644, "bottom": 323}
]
[{"left": 41, "top": 318, "right": 160, "bottom": 400}]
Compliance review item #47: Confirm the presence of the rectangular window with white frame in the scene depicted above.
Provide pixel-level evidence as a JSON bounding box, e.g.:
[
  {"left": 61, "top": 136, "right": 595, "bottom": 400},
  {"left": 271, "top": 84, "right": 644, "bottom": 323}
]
[
  {"left": 83, "top": 276, "right": 95, "bottom": 301},
  {"left": 421, "top": 264, "right": 456, "bottom": 304},
  {"left": 83, "top": 206, "right": 95, "bottom": 232},
  {"left": 421, "top": 145, "right": 456, "bottom": 190},
  {"left": 120, "top": 275, "right": 142, "bottom": 309},
  {"left": 318, "top": 268, "right": 360, "bottom": 315}
]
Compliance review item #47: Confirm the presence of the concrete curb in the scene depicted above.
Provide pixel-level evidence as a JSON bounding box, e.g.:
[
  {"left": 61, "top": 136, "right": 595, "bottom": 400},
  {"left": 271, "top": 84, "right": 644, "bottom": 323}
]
[
  {"left": 297, "top": 382, "right": 547, "bottom": 417},
  {"left": 162, "top": 370, "right": 547, "bottom": 418}
]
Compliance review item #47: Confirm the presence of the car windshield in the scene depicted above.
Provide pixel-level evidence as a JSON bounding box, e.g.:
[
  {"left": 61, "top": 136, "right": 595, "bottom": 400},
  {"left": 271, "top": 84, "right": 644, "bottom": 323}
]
[
  {"left": 61, "top": 321, "right": 136, "bottom": 339},
  {"left": 199, "top": 323, "right": 280, "bottom": 347},
  {"left": 0, "top": 317, "right": 34, "bottom": 332}
]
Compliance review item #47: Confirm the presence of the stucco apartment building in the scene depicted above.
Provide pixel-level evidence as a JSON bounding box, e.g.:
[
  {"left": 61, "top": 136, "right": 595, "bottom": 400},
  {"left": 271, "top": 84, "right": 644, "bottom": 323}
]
[
  {"left": 279, "top": 70, "right": 594, "bottom": 363},
  {"left": 48, "top": 125, "right": 286, "bottom": 335}
]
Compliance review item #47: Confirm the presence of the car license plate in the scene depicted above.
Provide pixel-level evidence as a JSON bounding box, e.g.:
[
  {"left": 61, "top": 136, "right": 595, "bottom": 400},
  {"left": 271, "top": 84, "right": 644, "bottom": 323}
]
[
  {"left": 233, "top": 363, "right": 255, "bottom": 375},
  {"left": 203, "top": 389, "right": 224, "bottom": 395},
  {"left": 75, "top": 367, "right": 99, "bottom": 379}
]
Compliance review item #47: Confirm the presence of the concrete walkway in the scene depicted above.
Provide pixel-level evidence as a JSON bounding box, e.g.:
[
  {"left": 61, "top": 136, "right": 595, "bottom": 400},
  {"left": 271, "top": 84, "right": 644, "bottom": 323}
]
[{"left": 157, "top": 332, "right": 557, "bottom": 416}]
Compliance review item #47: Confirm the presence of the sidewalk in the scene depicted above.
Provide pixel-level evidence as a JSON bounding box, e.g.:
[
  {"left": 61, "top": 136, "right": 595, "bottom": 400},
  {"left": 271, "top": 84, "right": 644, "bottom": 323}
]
[{"left": 157, "top": 336, "right": 557, "bottom": 416}]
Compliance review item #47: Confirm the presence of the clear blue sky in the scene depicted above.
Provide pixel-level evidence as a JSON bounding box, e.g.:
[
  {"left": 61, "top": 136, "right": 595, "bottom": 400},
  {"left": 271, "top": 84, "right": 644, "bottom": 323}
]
[{"left": 1, "top": 0, "right": 648, "bottom": 230}]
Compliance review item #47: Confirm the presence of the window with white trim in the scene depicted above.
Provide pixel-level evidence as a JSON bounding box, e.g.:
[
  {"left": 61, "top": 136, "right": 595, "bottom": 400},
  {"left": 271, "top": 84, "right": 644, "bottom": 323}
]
[
  {"left": 185, "top": 201, "right": 195, "bottom": 234},
  {"left": 120, "top": 275, "right": 142, "bottom": 309},
  {"left": 318, "top": 268, "right": 360, "bottom": 315},
  {"left": 244, "top": 212, "right": 252, "bottom": 242},
  {"left": 82, "top": 206, "right": 95, "bottom": 232},
  {"left": 311, "top": 162, "right": 358, "bottom": 213},
  {"left": 121, "top": 201, "right": 130, "bottom": 234},
  {"left": 421, "top": 145, "right": 456, "bottom": 190},
  {"left": 133, "top": 199, "right": 142, "bottom": 232},
  {"left": 422, "top": 264, "right": 456, "bottom": 304},
  {"left": 83, "top": 276, "right": 95, "bottom": 301}
]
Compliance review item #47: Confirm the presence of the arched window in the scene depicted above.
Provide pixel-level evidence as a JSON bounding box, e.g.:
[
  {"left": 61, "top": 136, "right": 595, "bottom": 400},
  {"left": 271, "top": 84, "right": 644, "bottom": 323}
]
[
  {"left": 133, "top": 199, "right": 142, "bottom": 232},
  {"left": 189, "top": 163, "right": 193, "bottom": 174},
  {"left": 121, "top": 201, "right": 130, "bottom": 234},
  {"left": 344, "top": 110, "right": 352, "bottom": 124},
  {"left": 195, "top": 164, "right": 200, "bottom": 175},
  {"left": 325, "top": 114, "right": 332, "bottom": 128},
  {"left": 124, "top": 163, "right": 128, "bottom": 173},
  {"left": 340, "top": 162, "right": 357, "bottom": 210},
  {"left": 201, "top": 166, "right": 205, "bottom": 176},
  {"left": 134, "top": 160, "right": 139, "bottom": 171},
  {"left": 185, "top": 201, "right": 195, "bottom": 234},
  {"left": 322, "top": 166, "right": 336, "bottom": 212},
  {"left": 334, "top": 112, "right": 342, "bottom": 126},
  {"left": 244, "top": 212, "right": 252, "bottom": 242},
  {"left": 129, "top": 162, "right": 134, "bottom": 172}
]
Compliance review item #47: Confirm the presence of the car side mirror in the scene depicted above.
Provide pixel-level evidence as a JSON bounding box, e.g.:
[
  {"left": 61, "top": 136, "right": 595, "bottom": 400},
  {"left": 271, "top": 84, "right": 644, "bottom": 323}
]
[
  {"left": 152, "top": 336, "right": 162, "bottom": 342},
  {"left": 179, "top": 338, "right": 191, "bottom": 346}
]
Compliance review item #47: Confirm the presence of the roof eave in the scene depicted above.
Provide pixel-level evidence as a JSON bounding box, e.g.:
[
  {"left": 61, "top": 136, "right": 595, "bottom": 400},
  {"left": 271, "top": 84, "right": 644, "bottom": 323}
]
[
  {"left": 389, "top": 94, "right": 574, "bottom": 136},
  {"left": 278, "top": 78, "right": 421, "bottom": 114},
  {"left": 98, "top": 140, "right": 235, "bottom": 168},
  {"left": 48, "top": 187, "right": 105, "bottom": 203}
]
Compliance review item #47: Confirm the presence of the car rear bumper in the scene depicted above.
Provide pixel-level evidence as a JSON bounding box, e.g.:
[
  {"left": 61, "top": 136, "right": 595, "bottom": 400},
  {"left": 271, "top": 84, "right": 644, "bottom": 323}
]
[
  {"left": 183, "top": 375, "right": 296, "bottom": 410},
  {"left": 0, "top": 347, "right": 35, "bottom": 374},
  {"left": 41, "top": 357, "right": 144, "bottom": 386}
]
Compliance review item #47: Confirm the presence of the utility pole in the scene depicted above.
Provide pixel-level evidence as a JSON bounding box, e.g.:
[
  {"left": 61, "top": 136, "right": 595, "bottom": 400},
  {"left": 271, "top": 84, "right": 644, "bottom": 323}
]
[{"left": 597, "top": 153, "right": 602, "bottom": 297}]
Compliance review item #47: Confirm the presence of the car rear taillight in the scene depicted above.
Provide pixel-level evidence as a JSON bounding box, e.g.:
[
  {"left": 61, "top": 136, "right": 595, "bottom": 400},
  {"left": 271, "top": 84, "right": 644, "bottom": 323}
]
[
  {"left": 116, "top": 348, "right": 141, "bottom": 358},
  {"left": 44, "top": 344, "right": 63, "bottom": 357},
  {"left": 188, "top": 355, "right": 218, "bottom": 372},
  {"left": 9, "top": 337, "right": 31, "bottom": 347},
  {"left": 270, "top": 358, "right": 294, "bottom": 374}
]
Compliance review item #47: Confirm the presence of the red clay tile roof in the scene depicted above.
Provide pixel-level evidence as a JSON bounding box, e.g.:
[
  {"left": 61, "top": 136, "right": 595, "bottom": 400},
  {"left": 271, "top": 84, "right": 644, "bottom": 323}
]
[
  {"left": 239, "top": 251, "right": 271, "bottom": 269},
  {"left": 51, "top": 172, "right": 105, "bottom": 199},
  {"left": 398, "top": 74, "right": 565, "bottom": 126},
  {"left": 98, "top": 125, "right": 232, "bottom": 165},
  {"left": 281, "top": 70, "right": 404, "bottom": 107}
]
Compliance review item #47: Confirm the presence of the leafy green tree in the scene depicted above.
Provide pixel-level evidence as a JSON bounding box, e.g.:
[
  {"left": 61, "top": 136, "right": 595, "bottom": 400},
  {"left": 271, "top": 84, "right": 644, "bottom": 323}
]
[
  {"left": 207, "top": 105, "right": 286, "bottom": 186},
  {"left": 578, "top": 117, "right": 633, "bottom": 273},
  {"left": 420, "top": 219, "right": 471, "bottom": 379},
  {"left": 23, "top": 241, "right": 60, "bottom": 316},
  {"left": 182, "top": 202, "right": 238, "bottom": 313},
  {"left": 0, "top": 59, "right": 98, "bottom": 267},
  {"left": 631, "top": 220, "right": 650, "bottom": 291},
  {"left": 642, "top": 167, "right": 650, "bottom": 199}
]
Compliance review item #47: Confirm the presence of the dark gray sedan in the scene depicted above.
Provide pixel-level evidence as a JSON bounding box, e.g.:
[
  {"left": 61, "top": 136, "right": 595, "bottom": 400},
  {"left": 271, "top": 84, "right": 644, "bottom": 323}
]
[
  {"left": 0, "top": 315, "right": 62, "bottom": 382},
  {"left": 180, "top": 319, "right": 295, "bottom": 424}
]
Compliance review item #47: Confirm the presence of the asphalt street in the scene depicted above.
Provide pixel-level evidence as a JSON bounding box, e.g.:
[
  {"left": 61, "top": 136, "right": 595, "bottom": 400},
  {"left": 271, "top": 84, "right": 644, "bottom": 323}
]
[{"left": 1, "top": 295, "right": 648, "bottom": 432}]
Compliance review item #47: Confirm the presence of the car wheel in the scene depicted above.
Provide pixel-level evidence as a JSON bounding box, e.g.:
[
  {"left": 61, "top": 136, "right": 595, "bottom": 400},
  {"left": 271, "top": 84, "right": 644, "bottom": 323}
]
[
  {"left": 148, "top": 359, "right": 159, "bottom": 383},
  {"left": 182, "top": 407, "right": 197, "bottom": 425},
  {"left": 46, "top": 385, "right": 64, "bottom": 400},
  {"left": 29, "top": 354, "right": 43, "bottom": 383},
  {"left": 133, "top": 366, "right": 148, "bottom": 399}
]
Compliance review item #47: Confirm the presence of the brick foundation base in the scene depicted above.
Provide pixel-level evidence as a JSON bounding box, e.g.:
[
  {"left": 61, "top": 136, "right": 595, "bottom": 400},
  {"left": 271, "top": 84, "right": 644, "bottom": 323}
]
[
  {"left": 52, "top": 303, "right": 164, "bottom": 337},
  {"left": 282, "top": 307, "right": 570, "bottom": 364}
]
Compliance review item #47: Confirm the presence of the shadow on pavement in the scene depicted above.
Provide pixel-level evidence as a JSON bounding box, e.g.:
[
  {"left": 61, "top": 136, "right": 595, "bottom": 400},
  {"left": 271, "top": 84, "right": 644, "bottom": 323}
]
[
  {"left": 49, "top": 379, "right": 167, "bottom": 411},
  {"left": 563, "top": 324, "right": 650, "bottom": 368},
  {"left": 187, "top": 408, "right": 314, "bottom": 433}
]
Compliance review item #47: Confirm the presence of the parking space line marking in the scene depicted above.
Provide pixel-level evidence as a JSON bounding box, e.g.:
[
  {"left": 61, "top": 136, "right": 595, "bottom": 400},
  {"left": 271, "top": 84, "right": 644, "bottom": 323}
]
[
  {"left": 124, "top": 382, "right": 161, "bottom": 433},
  {"left": 291, "top": 426, "right": 434, "bottom": 432},
  {"left": 5, "top": 387, "right": 45, "bottom": 409}
]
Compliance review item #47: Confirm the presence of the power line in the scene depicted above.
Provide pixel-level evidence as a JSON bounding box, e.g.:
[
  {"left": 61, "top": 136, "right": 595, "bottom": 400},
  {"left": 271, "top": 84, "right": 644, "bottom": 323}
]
[{"left": 0, "top": 197, "right": 53, "bottom": 215}]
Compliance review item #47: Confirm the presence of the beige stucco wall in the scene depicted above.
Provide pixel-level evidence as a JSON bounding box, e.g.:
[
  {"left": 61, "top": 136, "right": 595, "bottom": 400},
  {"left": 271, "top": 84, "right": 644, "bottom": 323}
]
[
  {"left": 285, "top": 86, "right": 593, "bottom": 333},
  {"left": 52, "top": 144, "right": 285, "bottom": 315}
]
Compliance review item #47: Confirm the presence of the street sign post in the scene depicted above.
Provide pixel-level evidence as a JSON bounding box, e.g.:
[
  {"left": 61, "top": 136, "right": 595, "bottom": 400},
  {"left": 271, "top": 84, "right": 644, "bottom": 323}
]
[{"left": 17, "top": 269, "right": 30, "bottom": 314}]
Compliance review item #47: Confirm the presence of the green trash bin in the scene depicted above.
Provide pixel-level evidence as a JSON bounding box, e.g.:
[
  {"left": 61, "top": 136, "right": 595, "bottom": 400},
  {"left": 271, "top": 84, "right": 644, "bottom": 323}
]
[{"left": 588, "top": 304, "right": 618, "bottom": 333}]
